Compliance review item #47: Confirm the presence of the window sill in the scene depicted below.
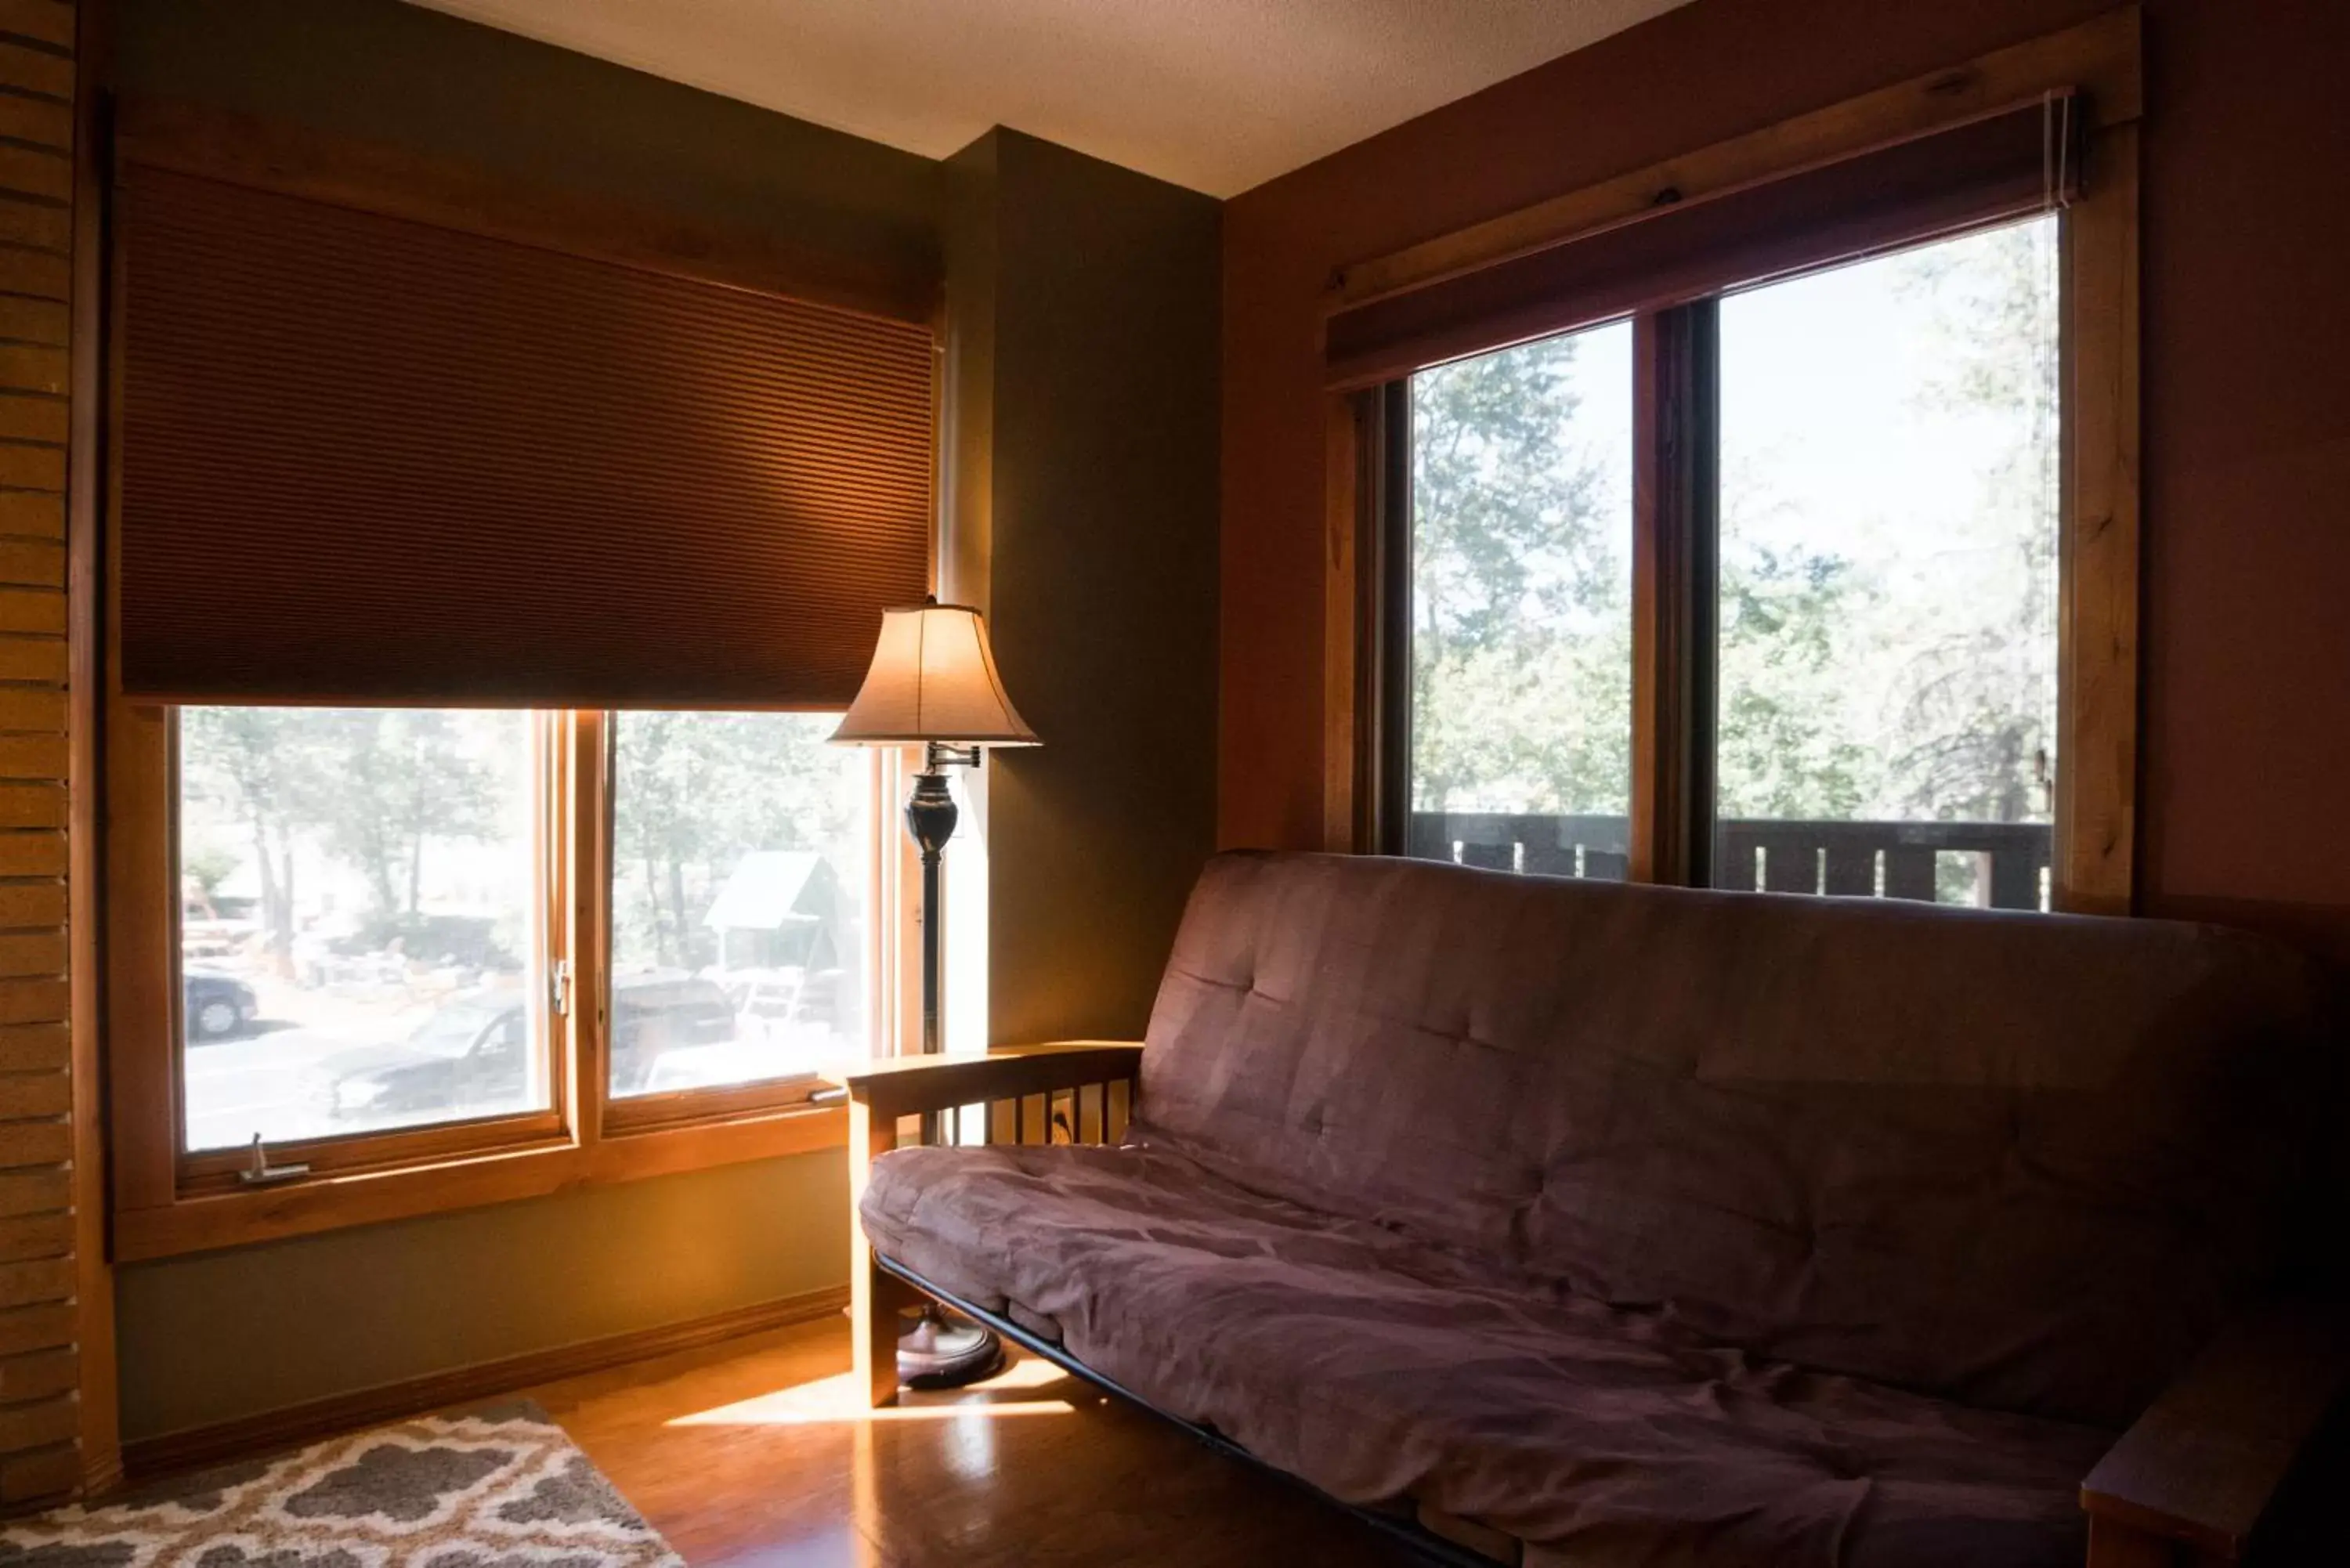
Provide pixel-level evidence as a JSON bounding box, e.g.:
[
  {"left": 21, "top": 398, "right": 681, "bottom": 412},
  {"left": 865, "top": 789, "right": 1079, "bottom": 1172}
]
[{"left": 111, "top": 1102, "right": 848, "bottom": 1262}]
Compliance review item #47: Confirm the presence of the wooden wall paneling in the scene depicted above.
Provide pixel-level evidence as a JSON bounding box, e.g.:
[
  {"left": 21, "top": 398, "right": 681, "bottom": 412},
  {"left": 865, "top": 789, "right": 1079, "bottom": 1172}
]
[
  {"left": 0, "top": 0, "right": 92, "bottom": 1509},
  {"left": 0, "top": 2, "right": 70, "bottom": 51}
]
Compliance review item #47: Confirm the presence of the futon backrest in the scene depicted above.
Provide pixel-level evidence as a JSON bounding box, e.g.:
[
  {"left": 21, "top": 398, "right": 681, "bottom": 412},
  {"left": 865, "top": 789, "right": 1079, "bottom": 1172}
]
[{"left": 1136, "top": 851, "right": 2335, "bottom": 1429}]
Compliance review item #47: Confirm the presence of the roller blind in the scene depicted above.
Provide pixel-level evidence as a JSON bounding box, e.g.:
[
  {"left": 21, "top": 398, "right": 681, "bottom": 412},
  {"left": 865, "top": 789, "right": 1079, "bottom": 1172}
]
[
  {"left": 117, "top": 165, "right": 936, "bottom": 708},
  {"left": 1325, "top": 94, "right": 2083, "bottom": 389}
]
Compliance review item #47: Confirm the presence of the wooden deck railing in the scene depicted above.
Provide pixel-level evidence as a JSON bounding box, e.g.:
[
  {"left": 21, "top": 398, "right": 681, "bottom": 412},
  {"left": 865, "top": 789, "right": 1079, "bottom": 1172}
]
[{"left": 1409, "top": 812, "right": 2053, "bottom": 912}]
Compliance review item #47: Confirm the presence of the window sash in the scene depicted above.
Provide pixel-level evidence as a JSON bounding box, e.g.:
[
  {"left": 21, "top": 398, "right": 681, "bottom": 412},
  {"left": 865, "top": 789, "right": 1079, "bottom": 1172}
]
[
  {"left": 161, "top": 708, "right": 567, "bottom": 1170},
  {"left": 580, "top": 710, "right": 889, "bottom": 1136}
]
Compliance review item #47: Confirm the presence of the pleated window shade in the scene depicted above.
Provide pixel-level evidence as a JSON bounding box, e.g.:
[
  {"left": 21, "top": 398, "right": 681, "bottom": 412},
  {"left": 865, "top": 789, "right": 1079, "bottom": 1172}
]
[
  {"left": 1325, "top": 93, "right": 2084, "bottom": 390},
  {"left": 117, "top": 164, "right": 936, "bottom": 708}
]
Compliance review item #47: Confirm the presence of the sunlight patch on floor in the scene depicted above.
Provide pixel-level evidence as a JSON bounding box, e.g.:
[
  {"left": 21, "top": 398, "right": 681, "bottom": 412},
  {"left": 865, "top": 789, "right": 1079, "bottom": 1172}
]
[{"left": 666, "top": 1362, "right": 1082, "bottom": 1426}]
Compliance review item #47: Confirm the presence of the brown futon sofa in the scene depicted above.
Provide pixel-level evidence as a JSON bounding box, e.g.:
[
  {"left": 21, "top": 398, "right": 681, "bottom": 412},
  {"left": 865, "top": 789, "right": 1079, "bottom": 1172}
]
[{"left": 840, "top": 851, "right": 2349, "bottom": 1567}]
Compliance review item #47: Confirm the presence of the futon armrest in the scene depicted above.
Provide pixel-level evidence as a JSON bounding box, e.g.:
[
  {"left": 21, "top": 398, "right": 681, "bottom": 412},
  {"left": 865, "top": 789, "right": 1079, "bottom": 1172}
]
[
  {"left": 2081, "top": 1297, "right": 2350, "bottom": 1563},
  {"left": 821, "top": 1042, "right": 1144, "bottom": 1122}
]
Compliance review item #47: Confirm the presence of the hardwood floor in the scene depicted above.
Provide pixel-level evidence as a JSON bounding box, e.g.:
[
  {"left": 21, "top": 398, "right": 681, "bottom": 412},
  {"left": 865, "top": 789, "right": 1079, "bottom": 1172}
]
[{"left": 526, "top": 1313, "right": 1419, "bottom": 1567}]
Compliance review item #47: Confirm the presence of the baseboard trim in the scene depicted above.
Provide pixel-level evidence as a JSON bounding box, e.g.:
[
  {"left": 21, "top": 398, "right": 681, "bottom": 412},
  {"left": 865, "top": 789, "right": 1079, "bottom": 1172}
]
[{"left": 119, "top": 1284, "right": 851, "bottom": 1484}]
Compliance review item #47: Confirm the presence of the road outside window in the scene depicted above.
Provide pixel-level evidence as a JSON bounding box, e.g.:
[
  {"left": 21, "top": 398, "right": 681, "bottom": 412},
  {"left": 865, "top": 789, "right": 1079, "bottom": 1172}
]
[{"left": 175, "top": 707, "right": 544, "bottom": 1152}]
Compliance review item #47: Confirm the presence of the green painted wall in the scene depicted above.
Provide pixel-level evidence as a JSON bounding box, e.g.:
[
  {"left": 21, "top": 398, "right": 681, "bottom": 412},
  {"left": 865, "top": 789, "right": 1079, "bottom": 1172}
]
[
  {"left": 107, "top": 0, "right": 1219, "bottom": 1445},
  {"left": 116, "top": 1154, "right": 848, "bottom": 1440},
  {"left": 947, "top": 130, "right": 1223, "bottom": 1047}
]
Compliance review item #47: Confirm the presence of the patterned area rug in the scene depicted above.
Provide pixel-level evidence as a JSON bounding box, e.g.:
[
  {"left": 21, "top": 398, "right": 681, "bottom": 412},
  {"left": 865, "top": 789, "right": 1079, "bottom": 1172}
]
[{"left": 0, "top": 1400, "right": 682, "bottom": 1568}]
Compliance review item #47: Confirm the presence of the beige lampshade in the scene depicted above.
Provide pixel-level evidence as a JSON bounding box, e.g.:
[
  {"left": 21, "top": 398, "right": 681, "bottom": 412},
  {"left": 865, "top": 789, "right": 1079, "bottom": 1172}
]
[{"left": 830, "top": 601, "right": 1039, "bottom": 746}]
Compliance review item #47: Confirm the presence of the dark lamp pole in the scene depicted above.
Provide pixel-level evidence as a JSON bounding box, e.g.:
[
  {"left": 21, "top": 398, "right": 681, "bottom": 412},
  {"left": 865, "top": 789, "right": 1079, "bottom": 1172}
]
[{"left": 830, "top": 601, "right": 1037, "bottom": 1387}]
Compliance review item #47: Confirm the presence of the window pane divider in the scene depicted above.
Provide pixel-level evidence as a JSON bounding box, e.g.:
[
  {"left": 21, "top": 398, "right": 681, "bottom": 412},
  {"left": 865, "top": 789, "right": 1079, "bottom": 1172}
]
[
  {"left": 566, "top": 708, "right": 609, "bottom": 1154},
  {"left": 1630, "top": 302, "right": 1718, "bottom": 888}
]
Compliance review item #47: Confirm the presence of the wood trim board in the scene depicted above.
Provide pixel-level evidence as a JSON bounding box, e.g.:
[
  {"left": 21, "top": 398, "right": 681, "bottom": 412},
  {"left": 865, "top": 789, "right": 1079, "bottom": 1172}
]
[
  {"left": 118, "top": 1284, "right": 853, "bottom": 1483},
  {"left": 1320, "top": 394, "right": 1364, "bottom": 852},
  {"left": 2054, "top": 119, "right": 2140, "bottom": 916},
  {"left": 110, "top": 1105, "right": 848, "bottom": 1263},
  {"left": 1324, "top": 6, "right": 2141, "bottom": 314}
]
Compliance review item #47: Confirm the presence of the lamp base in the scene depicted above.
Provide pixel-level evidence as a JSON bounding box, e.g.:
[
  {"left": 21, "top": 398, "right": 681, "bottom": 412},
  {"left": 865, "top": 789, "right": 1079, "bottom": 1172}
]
[{"left": 897, "top": 1303, "right": 1003, "bottom": 1389}]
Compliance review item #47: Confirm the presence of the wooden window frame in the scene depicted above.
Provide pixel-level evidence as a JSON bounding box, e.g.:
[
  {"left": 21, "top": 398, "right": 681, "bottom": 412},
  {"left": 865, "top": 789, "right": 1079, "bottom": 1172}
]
[
  {"left": 98, "top": 101, "right": 945, "bottom": 1262},
  {"left": 105, "top": 702, "right": 910, "bottom": 1261},
  {"left": 1322, "top": 9, "right": 2141, "bottom": 917},
  {"left": 585, "top": 710, "right": 903, "bottom": 1140}
]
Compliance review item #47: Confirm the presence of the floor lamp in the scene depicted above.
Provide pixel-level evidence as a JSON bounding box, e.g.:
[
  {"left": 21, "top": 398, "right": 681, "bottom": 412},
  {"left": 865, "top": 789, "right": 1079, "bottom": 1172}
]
[{"left": 831, "top": 598, "right": 1037, "bottom": 1387}]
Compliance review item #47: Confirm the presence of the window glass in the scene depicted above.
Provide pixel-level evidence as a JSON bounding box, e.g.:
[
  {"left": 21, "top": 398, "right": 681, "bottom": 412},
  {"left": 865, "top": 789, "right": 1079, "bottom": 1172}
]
[
  {"left": 1407, "top": 319, "right": 1635, "bottom": 878},
  {"left": 1714, "top": 215, "right": 2060, "bottom": 908},
  {"left": 607, "top": 712, "right": 870, "bottom": 1097},
  {"left": 176, "top": 707, "right": 544, "bottom": 1151}
]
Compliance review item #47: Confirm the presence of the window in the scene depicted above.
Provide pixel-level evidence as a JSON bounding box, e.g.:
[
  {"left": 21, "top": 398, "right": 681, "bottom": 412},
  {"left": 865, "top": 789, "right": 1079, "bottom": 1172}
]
[
  {"left": 1406, "top": 320, "right": 1635, "bottom": 877},
  {"left": 1330, "top": 14, "right": 2138, "bottom": 914},
  {"left": 177, "top": 707, "right": 548, "bottom": 1151},
  {"left": 1712, "top": 218, "right": 2059, "bottom": 909},
  {"left": 1393, "top": 222, "right": 2066, "bottom": 908},
  {"left": 104, "top": 110, "right": 946, "bottom": 1259},
  {"left": 112, "top": 701, "right": 895, "bottom": 1258},
  {"left": 607, "top": 712, "right": 871, "bottom": 1100}
]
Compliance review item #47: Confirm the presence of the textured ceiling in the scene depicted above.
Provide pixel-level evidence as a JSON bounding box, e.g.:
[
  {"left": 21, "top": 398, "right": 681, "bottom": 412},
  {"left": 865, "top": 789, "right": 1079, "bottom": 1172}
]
[{"left": 400, "top": 0, "right": 1694, "bottom": 197}]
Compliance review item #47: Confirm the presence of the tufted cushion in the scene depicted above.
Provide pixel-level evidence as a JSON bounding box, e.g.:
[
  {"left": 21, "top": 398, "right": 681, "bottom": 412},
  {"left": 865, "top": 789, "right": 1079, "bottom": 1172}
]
[{"left": 1135, "top": 852, "right": 2334, "bottom": 1429}]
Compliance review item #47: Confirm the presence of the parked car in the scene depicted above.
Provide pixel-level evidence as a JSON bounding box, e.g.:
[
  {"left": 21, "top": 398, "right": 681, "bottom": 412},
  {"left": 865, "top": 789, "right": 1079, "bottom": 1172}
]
[
  {"left": 612, "top": 977, "right": 738, "bottom": 1093},
  {"left": 324, "top": 991, "right": 527, "bottom": 1122},
  {"left": 324, "top": 976, "right": 735, "bottom": 1119},
  {"left": 183, "top": 967, "right": 258, "bottom": 1042}
]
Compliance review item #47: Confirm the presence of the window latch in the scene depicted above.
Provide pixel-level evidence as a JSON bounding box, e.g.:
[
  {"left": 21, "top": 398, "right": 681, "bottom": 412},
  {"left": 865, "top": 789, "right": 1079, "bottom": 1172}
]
[
  {"left": 551, "top": 959, "right": 573, "bottom": 1018},
  {"left": 239, "top": 1133, "right": 309, "bottom": 1187}
]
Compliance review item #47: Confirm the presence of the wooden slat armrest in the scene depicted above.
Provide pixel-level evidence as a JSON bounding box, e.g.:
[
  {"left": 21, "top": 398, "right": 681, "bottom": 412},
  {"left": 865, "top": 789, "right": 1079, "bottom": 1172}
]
[
  {"left": 820, "top": 1042, "right": 1144, "bottom": 1122},
  {"left": 2082, "top": 1297, "right": 2350, "bottom": 1563}
]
